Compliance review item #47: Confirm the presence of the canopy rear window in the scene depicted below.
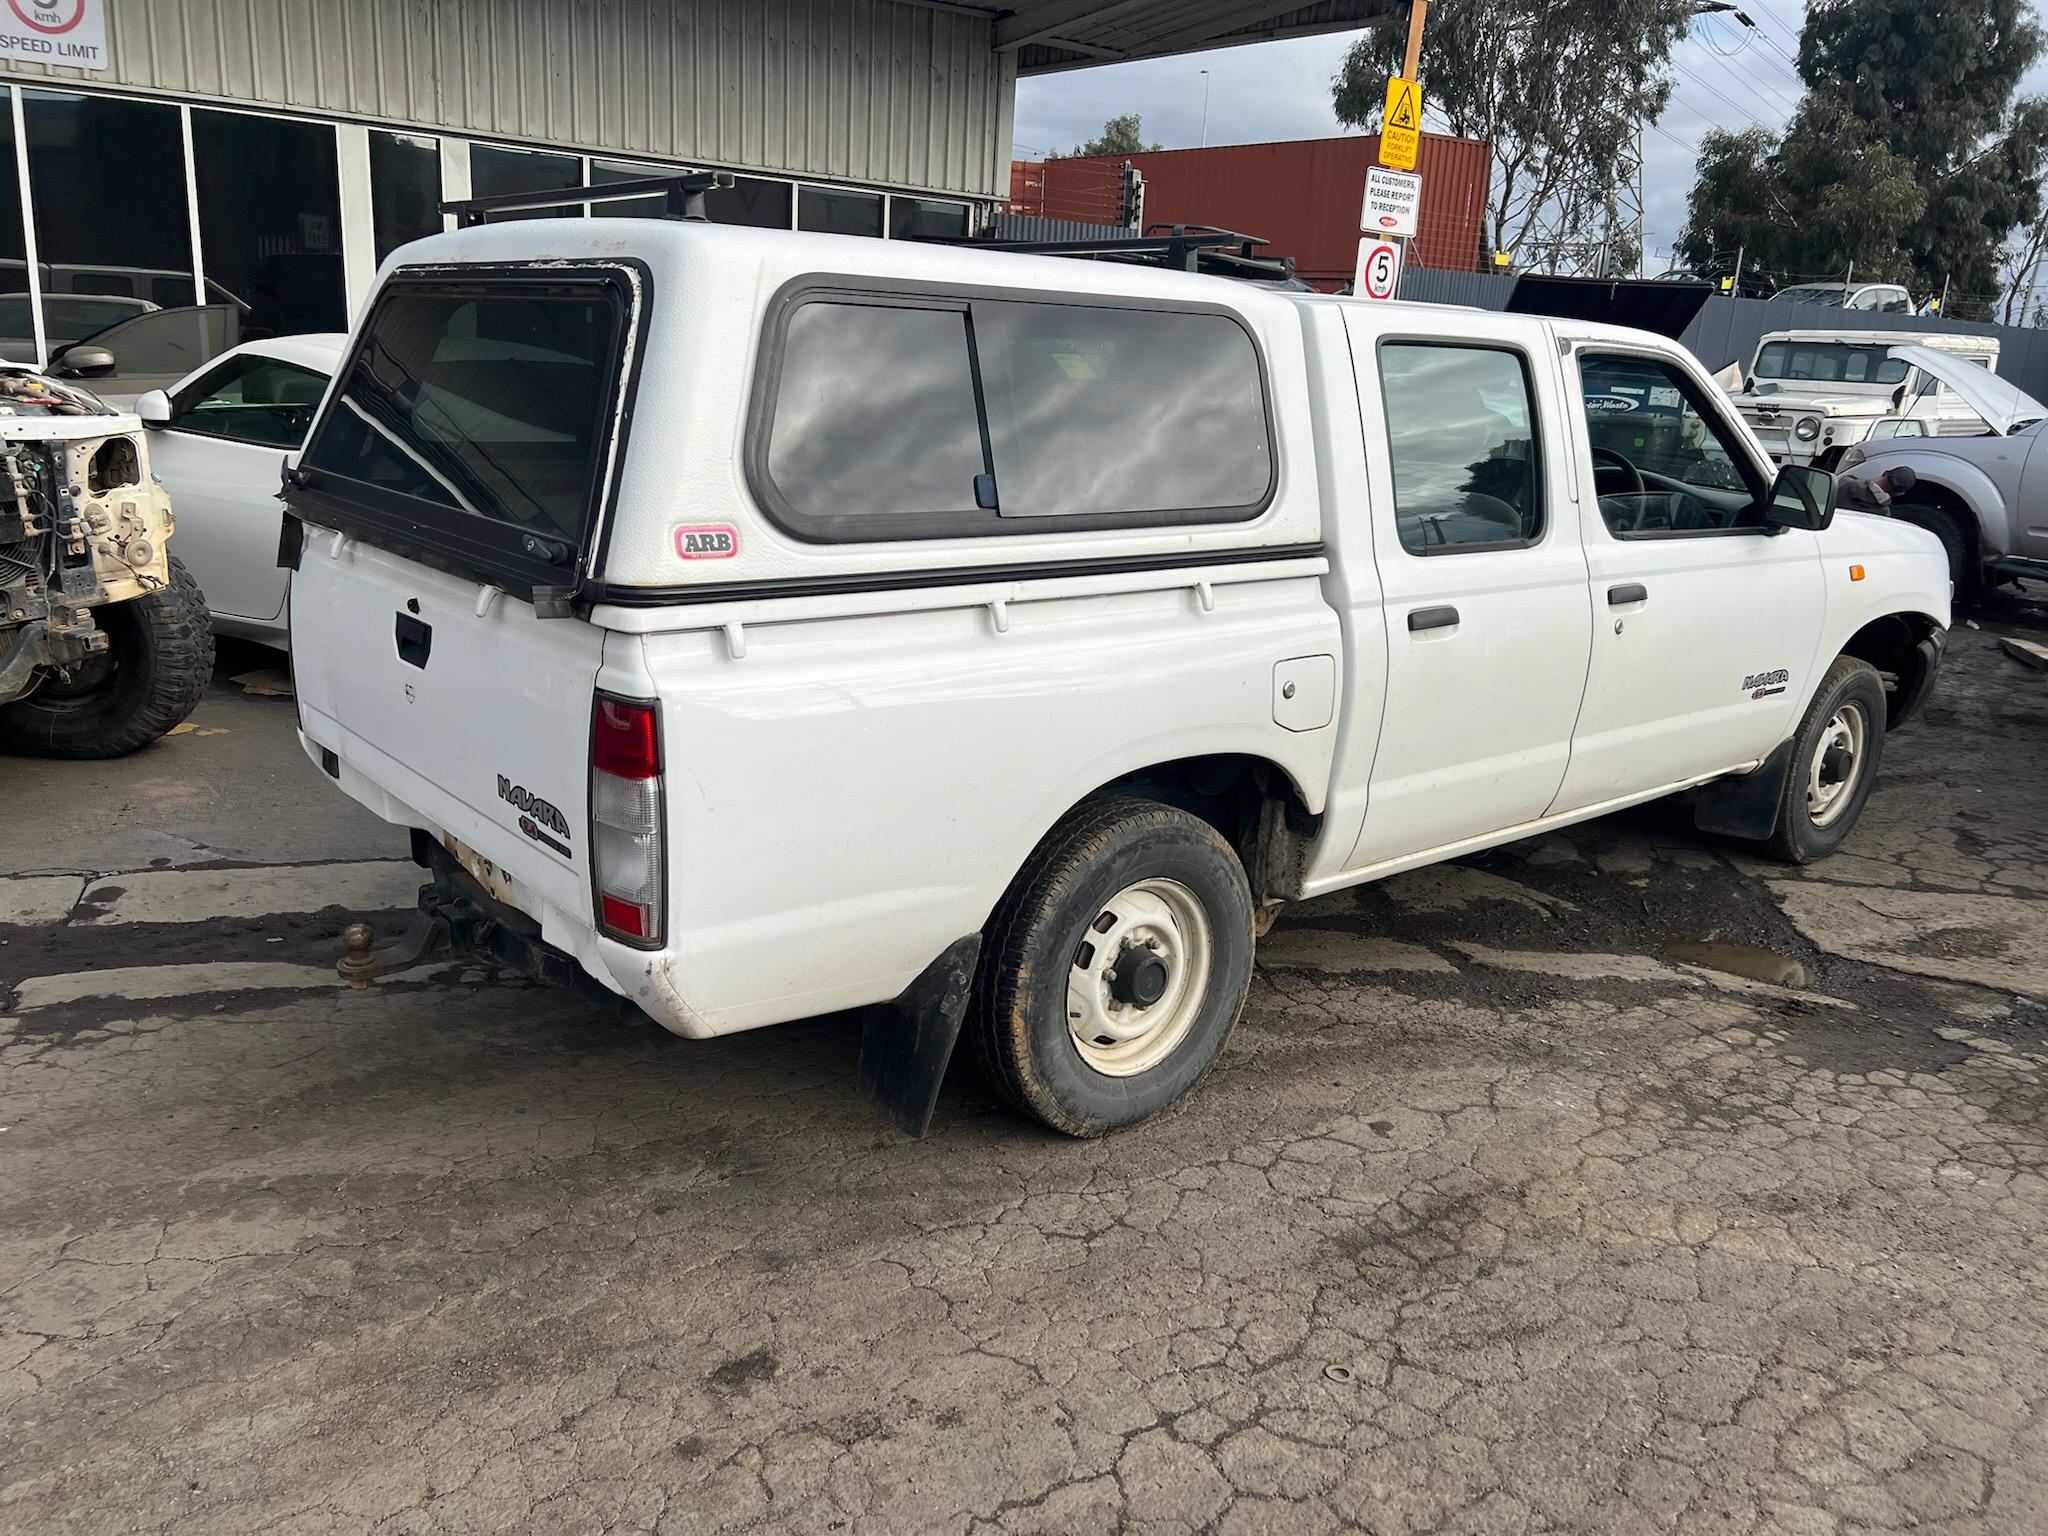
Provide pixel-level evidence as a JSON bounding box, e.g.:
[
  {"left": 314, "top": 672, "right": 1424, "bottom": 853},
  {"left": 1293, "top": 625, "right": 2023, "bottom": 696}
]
[
  {"left": 293, "top": 266, "right": 635, "bottom": 594},
  {"left": 1754, "top": 340, "right": 1909, "bottom": 385}
]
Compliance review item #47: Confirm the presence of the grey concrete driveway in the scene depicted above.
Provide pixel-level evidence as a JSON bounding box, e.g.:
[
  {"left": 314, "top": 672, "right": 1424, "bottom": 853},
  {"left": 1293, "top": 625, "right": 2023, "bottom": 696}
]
[{"left": 4, "top": 618, "right": 2047, "bottom": 1535}]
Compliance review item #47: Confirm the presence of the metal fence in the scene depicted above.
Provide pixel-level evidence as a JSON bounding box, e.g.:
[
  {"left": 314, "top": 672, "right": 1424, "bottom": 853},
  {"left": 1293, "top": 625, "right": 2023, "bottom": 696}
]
[{"left": 1391, "top": 267, "right": 2048, "bottom": 403}]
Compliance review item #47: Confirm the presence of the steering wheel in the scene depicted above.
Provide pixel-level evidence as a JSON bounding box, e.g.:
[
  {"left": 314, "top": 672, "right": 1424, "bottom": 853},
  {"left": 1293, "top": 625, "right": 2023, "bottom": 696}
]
[{"left": 1591, "top": 446, "right": 1646, "bottom": 498}]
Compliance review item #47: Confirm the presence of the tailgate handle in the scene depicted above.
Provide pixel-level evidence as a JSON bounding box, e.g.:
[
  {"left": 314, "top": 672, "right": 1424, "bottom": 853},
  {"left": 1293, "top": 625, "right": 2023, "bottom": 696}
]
[
  {"left": 394, "top": 612, "right": 432, "bottom": 669},
  {"left": 1407, "top": 605, "right": 1459, "bottom": 632},
  {"left": 1608, "top": 583, "right": 1649, "bottom": 606}
]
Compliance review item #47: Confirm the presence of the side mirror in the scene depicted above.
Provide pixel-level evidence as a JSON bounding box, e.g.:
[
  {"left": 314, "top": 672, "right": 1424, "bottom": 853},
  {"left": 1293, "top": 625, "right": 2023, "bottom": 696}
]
[
  {"left": 1867, "top": 418, "right": 1928, "bottom": 442},
  {"left": 1765, "top": 462, "right": 1837, "bottom": 531},
  {"left": 49, "top": 344, "right": 116, "bottom": 379},
  {"left": 135, "top": 389, "right": 172, "bottom": 427}
]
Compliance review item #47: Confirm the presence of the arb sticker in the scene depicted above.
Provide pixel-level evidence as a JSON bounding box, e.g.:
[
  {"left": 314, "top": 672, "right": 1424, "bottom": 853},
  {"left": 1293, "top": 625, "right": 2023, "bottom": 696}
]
[{"left": 674, "top": 525, "right": 738, "bottom": 560}]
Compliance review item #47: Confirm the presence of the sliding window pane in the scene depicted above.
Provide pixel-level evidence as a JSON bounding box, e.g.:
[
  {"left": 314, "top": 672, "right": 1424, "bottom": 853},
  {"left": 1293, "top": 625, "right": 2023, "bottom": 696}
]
[
  {"left": 24, "top": 89, "right": 195, "bottom": 343},
  {"left": 371, "top": 131, "right": 444, "bottom": 261},
  {"left": 798, "top": 186, "right": 882, "bottom": 239},
  {"left": 193, "top": 109, "right": 346, "bottom": 336},
  {"left": 590, "top": 160, "right": 669, "bottom": 219},
  {"left": 712, "top": 175, "right": 793, "bottom": 228},
  {"left": 890, "top": 198, "right": 971, "bottom": 241},
  {"left": 470, "top": 145, "right": 582, "bottom": 220}
]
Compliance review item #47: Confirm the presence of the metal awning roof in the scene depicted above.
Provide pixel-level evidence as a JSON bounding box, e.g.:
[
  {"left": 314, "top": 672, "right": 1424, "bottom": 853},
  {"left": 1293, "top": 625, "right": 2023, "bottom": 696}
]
[{"left": 965, "top": 1, "right": 1406, "bottom": 74}]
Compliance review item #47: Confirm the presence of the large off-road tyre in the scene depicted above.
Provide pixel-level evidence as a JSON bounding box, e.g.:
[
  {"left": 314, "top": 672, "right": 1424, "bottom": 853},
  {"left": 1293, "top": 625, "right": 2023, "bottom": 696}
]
[
  {"left": 970, "top": 795, "right": 1256, "bottom": 1137},
  {"left": 1891, "top": 499, "right": 1975, "bottom": 592},
  {"left": 0, "top": 556, "right": 214, "bottom": 758},
  {"left": 1759, "top": 655, "right": 1887, "bottom": 865}
]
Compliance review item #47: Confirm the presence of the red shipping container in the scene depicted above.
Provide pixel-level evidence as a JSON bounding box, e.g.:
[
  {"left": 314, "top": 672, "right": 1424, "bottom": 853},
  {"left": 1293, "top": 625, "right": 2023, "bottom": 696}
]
[{"left": 1022, "top": 133, "right": 1491, "bottom": 282}]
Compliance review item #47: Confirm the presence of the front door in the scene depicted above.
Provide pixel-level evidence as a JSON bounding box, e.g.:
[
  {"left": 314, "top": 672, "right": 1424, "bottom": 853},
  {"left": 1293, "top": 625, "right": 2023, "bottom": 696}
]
[
  {"left": 150, "top": 350, "right": 331, "bottom": 622},
  {"left": 1553, "top": 344, "right": 1825, "bottom": 812},
  {"left": 1342, "top": 324, "right": 1594, "bottom": 870}
]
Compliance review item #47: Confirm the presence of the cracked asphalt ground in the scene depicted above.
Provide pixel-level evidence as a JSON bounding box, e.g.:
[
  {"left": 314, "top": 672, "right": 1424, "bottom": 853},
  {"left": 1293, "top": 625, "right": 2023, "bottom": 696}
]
[{"left": 6, "top": 606, "right": 2048, "bottom": 1536}]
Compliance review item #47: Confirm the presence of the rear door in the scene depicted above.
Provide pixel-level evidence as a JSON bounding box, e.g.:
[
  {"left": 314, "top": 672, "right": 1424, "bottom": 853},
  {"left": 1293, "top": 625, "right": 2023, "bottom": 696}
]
[
  {"left": 1340, "top": 314, "right": 1594, "bottom": 870},
  {"left": 1553, "top": 341, "right": 1824, "bottom": 810},
  {"left": 286, "top": 266, "right": 639, "bottom": 923}
]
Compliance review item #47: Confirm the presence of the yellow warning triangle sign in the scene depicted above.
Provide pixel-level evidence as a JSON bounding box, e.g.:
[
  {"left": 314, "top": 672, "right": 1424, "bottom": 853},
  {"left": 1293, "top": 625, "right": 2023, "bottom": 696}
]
[{"left": 1388, "top": 81, "right": 1419, "bottom": 130}]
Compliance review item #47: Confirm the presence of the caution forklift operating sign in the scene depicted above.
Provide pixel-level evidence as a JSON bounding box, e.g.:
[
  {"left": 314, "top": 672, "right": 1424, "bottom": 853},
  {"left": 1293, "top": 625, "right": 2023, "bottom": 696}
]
[{"left": 1380, "top": 76, "right": 1422, "bottom": 170}]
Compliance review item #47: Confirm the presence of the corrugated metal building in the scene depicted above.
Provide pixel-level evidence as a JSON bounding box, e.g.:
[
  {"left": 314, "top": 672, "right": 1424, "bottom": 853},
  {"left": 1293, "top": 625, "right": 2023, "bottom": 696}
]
[
  {"left": 1023, "top": 134, "right": 1492, "bottom": 282},
  {"left": 0, "top": 0, "right": 1402, "bottom": 366}
]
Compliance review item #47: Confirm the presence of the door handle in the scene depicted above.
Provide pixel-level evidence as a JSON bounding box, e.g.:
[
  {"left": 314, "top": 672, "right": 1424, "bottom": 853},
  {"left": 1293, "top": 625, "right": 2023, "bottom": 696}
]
[
  {"left": 394, "top": 612, "right": 432, "bottom": 669},
  {"left": 1607, "top": 583, "right": 1648, "bottom": 606},
  {"left": 1407, "top": 605, "right": 1460, "bottom": 632}
]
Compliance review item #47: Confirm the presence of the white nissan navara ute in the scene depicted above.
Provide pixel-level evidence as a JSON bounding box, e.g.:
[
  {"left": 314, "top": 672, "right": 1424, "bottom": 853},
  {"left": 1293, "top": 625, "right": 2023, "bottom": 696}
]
[{"left": 288, "top": 196, "right": 1950, "bottom": 1137}]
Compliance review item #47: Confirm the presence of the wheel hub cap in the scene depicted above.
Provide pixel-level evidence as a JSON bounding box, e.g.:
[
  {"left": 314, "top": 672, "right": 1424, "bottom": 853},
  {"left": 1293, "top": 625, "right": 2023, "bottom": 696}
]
[
  {"left": 1806, "top": 704, "right": 1868, "bottom": 828},
  {"left": 1066, "top": 878, "right": 1213, "bottom": 1078}
]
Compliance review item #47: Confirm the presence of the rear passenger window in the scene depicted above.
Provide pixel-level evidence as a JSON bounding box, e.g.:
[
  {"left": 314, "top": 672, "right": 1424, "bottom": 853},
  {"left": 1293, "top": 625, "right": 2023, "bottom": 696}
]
[
  {"left": 1379, "top": 344, "right": 1542, "bottom": 553},
  {"left": 753, "top": 288, "right": 1274, "bottom": 540},
  {"left": 976, "top": 301, "right": 1270, "bottom": 519},
  {"left": 767, "top": 302, "right": 986, "bottom": 519}
]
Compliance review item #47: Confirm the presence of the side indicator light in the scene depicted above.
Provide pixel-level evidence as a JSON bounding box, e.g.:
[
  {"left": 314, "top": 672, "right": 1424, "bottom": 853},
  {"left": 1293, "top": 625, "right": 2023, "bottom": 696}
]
[{"left": 1848, "top": 564, "right": 1866, "bottom": 582}]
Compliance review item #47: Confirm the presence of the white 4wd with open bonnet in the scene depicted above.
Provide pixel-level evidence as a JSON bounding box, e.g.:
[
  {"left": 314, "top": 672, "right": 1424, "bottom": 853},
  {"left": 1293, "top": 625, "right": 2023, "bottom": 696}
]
[{"left": 288, "top": 197, "right": 1951, "bottom": 1136}]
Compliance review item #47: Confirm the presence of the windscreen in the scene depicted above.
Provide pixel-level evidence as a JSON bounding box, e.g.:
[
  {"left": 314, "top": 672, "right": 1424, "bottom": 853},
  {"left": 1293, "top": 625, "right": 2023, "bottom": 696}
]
[
  {"left": 1753, "top": 340, "right": 1909, "bottom": 386},
  {"left": 302, "top": 281, "right": 624, "bottom": 548}
]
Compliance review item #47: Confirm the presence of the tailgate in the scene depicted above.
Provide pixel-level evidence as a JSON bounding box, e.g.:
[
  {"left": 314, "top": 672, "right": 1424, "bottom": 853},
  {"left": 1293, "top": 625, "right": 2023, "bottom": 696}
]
[{"left": 292, "top": 537, "right": 605, "bottom": 931}]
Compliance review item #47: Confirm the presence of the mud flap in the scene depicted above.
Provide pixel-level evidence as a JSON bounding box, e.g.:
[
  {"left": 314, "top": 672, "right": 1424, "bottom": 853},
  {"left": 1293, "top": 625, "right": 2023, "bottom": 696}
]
[
  {"left": 858, "top": 934, "right": 982, "bottom": 1138},
  {"left": 1691, "top": 738, "right": 1796, "bottom": 841}
]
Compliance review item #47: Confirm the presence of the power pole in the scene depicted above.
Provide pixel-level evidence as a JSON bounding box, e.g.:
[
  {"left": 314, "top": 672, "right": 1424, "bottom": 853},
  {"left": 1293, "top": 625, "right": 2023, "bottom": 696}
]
[
  {"left": 1199, "top": 69, "right": 1211, "bottom": 149},
  {"left": 1402, "top": 0, "right": 1429, "bottom": 80}
]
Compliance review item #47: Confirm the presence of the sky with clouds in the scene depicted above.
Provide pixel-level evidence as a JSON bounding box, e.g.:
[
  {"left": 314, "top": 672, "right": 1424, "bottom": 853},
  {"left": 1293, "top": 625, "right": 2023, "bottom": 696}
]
[{"left": 1014, "top": 1, "right": 2048, "bottom": 274}]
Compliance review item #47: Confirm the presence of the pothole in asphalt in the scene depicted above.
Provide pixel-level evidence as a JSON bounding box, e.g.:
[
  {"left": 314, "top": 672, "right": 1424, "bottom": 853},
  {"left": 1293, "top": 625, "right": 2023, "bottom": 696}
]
[{"left": 1662, "top": 939, "right": 1812, "bottom": 989}]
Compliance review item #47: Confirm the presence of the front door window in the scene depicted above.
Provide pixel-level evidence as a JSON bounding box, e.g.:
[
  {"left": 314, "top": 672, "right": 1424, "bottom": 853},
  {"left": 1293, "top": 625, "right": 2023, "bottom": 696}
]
[{"left": 1579, "top": 353, "right": 1767, "bottom": 537}]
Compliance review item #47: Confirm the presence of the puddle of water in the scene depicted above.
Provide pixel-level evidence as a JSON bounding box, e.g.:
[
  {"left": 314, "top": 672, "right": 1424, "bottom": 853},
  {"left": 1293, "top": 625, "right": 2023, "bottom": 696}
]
[{"left": 1663, "top": 940, "right": 1811, "bottom": 989}]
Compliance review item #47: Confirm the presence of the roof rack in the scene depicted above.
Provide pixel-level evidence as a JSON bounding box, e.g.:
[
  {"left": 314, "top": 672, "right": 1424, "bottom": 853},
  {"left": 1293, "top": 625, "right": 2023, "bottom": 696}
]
[
  {"left": 942, "top": 224, "right": 1299, "bottom": 284},
  {"left": 443, "top": 171, "right": 736, "bottom": 227}
]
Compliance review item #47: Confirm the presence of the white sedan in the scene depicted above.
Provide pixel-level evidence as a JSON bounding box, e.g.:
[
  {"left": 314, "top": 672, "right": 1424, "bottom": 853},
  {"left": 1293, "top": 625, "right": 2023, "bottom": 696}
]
[{"left": 136, "top": 335, "right": 345, "bottom": 647}]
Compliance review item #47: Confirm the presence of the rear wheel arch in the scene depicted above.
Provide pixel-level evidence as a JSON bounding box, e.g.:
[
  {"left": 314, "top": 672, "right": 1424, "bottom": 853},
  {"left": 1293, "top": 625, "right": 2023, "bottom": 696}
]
[{"left": 1076, "top": 753, "right": 1321, "bottom": 909}]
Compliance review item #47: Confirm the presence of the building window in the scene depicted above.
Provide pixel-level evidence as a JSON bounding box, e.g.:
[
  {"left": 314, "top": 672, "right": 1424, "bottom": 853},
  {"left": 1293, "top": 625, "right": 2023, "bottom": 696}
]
[
  {"left": 710, "top": 175, "right": 794, "bottom": 229},
  {"left": 798, "top": 186, "right": 883, "bottom": 238},
  {"left": 193, "top": 109, "right": 347, "bottom": 338},
  {"left": 889, "top": 198, "right": 970, "bottom": 241},
  {"left": 370, "top": 131, "right": 444, "bottom": 262},
  {"left": 591, "top": 159, "right": 795, "bottom": 227},
  {"left": 23, "top": 89, "right": 196, "bottom": 342},
  {"left": 1378, "top": 343, "right": 1543, "bottom": 553},
  {"left": 470, "top": 145, "right": 582, "bottom": 219},
  {"left": 0, "top": 89, "right": 31, "bottom": 363}
]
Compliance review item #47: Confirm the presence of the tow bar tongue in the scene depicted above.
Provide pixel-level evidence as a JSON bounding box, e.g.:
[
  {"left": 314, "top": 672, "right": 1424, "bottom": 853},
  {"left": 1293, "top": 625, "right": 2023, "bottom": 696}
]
[{"left": 336, "top": 913, "right": 451, "bottom": 989}]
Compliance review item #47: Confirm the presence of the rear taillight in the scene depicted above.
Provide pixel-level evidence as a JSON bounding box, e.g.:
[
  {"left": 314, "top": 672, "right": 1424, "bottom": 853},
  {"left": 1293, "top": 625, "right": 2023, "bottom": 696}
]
[{"left": 590, "top": 694, "right": 665, "bottom": 946}]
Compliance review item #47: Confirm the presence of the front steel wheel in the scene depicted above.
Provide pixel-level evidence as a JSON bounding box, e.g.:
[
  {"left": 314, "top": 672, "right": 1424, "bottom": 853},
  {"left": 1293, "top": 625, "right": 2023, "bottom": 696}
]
[
  {"left": 1805, "top": 701, "right": 1869, "bottom": 830},
  {"left": 1762, "top": 655, "right": 1886, "bottom": 864}
]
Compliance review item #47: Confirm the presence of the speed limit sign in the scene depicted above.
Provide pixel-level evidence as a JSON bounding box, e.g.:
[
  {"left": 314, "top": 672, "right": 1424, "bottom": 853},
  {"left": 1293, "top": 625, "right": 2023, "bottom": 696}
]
[{"left": 1355, "top": 237, "right": 1404, "bottom": 301}]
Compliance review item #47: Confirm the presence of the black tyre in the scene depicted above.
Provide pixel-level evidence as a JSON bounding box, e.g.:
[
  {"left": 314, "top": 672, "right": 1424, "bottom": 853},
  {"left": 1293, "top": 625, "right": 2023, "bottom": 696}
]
[
  {"left": 1760, "top": 656, "right": 1887, "bottom": 864},
  {"left": 971, "top": 795, "right": 1256, "bottom": 1137},
  {"left": 1892, "top": 500, "right": 1975, "bottom": 591},
  {"left": 0, "top": 555, "right": 214, "bottom": 759}
]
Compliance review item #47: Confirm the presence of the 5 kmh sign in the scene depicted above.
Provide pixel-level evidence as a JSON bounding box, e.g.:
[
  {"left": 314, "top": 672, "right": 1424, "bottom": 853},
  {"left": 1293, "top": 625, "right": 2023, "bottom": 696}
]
[
  {"left": 0, "top": 0, "right": 109, "bottom": 69},
  {"left": 1354, "top": 238, "right": 1404, "bottom": 302}
]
